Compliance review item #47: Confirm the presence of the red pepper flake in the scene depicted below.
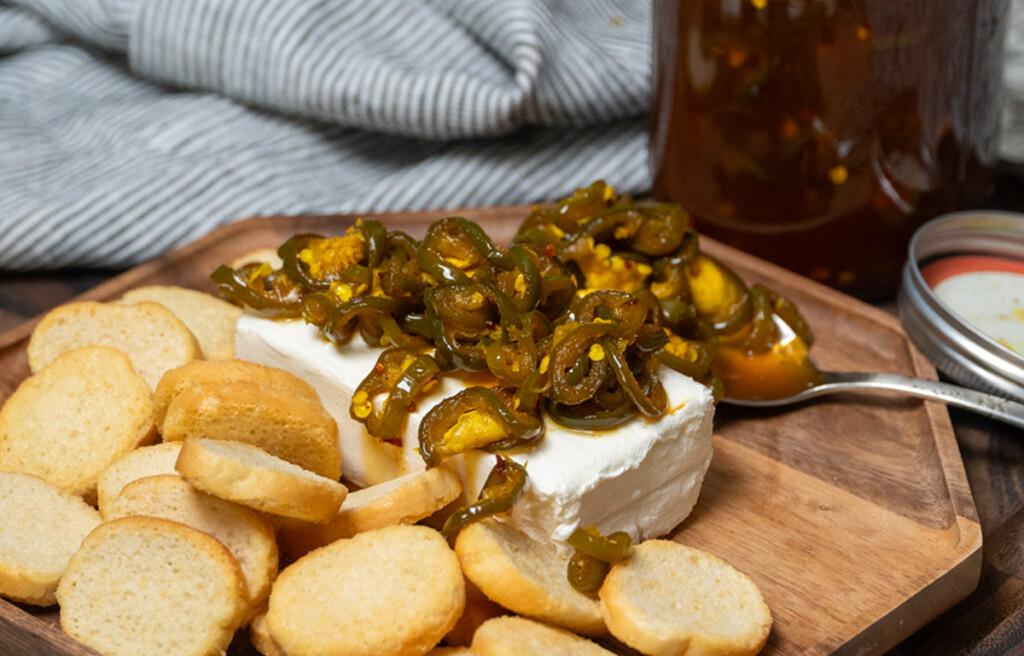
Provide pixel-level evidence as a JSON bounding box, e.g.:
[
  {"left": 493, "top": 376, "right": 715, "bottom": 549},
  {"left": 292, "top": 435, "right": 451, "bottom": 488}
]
[
  {"left": 485, "top": 320, "right": 497, "bottom": 331},
  {"left": 544, "top": 244, "right": 556, "bottom": 258},
  {"left": 624, "top": 298, "right": 639, "bottom": 306},
  {"left": 384, "top": 438, "right": 402, "bottom": 447},
  {"left": 374, "top": 363, "right": 385, "bottom": 373},
  {"left": 624, "top": 260, "right": 634, "bottom": 269},
  {"left": 407, "top": 401, "right": 418, "bottom": 413},
  {"left": 494, "top": 454, "right": 506, "bottom": 474}
]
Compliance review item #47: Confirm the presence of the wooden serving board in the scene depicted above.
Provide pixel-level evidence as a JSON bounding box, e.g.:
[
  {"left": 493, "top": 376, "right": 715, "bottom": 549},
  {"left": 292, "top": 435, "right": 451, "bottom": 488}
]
[{"left": 0, "top": 207, "right": 981, "bottom": 656}]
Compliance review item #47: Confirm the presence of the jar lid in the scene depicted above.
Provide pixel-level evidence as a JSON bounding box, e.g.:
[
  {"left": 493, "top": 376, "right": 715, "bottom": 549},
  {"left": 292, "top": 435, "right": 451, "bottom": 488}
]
[{"left": 898, "top": 211, "right": 1024, "bottom": 403}]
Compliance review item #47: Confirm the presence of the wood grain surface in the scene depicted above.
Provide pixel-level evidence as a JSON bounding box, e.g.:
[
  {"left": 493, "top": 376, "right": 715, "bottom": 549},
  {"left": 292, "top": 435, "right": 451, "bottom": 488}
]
[{"left": 0, "top": 207, "right": 991, "bottom": 655}]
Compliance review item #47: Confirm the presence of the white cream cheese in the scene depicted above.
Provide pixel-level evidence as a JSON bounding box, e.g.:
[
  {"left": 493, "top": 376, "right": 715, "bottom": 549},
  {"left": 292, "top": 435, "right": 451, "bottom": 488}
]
[{"left": 235, "top": 313, "right": 714, "bottom": 546}]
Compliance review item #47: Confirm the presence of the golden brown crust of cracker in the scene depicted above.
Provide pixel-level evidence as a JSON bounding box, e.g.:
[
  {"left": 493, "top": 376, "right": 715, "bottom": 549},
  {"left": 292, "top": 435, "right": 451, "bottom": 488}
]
[
  {"left": 96, "top": 442, "right": 183, "bottom": 518},
  {"left": 175, "top": 437, "right": 347, "bottom": 523},
  {"left": 152, "top": 358, "right": 322, "bottom": 433},
  {"left": 249, "top": 611, "right": 288, "bottom": 656},
  {"left": 162, "top": 380, "right": 340, "bottom": 480}
]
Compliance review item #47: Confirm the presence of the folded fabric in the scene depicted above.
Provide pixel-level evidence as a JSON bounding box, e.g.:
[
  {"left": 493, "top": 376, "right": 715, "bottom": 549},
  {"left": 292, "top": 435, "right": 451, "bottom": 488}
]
[
  {"left": 4, "top": 0, "right": 1024, "bottom": 271},
  {"left": 0, "top": 0, "right": 651, "bottom": 270}
]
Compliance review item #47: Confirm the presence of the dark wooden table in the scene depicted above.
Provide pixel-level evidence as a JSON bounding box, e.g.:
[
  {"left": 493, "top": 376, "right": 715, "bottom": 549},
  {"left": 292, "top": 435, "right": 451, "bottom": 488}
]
[{"left": 1, "top": 193, "right": 1022, "bottom": 656}]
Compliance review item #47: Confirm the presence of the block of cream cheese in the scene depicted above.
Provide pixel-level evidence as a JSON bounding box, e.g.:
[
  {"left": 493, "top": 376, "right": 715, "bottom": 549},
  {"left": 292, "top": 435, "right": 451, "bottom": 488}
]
[{"left": 235, "top": 313, "right": 714, "bottom": 545}]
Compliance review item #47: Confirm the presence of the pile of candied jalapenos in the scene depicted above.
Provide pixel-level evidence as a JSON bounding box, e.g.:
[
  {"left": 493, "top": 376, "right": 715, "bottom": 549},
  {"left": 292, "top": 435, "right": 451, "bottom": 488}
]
[{"left": 211, "top": 181, "right": 812, "bottom": 590}]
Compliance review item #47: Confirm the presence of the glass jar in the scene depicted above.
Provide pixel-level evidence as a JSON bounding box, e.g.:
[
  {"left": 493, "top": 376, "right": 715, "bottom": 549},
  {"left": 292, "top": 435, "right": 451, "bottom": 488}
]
[{"left": 651, "top": 0, "right": 1011, "bottom": 298}]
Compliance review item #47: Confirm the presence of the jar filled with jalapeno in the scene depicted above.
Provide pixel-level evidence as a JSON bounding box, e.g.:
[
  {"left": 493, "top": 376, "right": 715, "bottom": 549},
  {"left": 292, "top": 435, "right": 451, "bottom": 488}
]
[{"left": 651, "top": 0, "right": 1010, "bottom": 298}]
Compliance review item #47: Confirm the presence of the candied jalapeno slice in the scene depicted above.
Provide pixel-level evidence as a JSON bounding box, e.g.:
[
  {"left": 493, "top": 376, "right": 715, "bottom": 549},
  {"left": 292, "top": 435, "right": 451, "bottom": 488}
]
[
  {"left": 425, "top": 282, "right": 525, "bottom": 372},
  {"left": 518, "top": 180, "right": 615, "bottom": 238},
  {"left": 419, "top": 216, "right": 513, "bottom": 284},
  {"left": 279, "top": 228, "right": 369, "bottom": 292},
  {"left": 601, "top": 337, "right": 666, "bottom": 418},
  {"left": 546, "top": 396, "right": 637, "bottom": 429},
  {"left": 567, "top": 552, "right": 609, "bottom": 595},
  {"left": 418, "top": 386, "right": 543, "bottom": 467},
  {"left": 658, "top": 324, "right": 717, "bottom": 380},
  {"left": 566, "top": 525, "right": 634, "bottom": 594},
  {"left": 547, "top": 322, "right": 613, "bottom": 405},
  {"left": 740, "top": 284, "right": 775, "bottom": 353},
  {"left": 351, "top": 347, "right": 440, "bottom": 441},
  {"left": 497, "top": 243, "right": 542, "bottom": 312},
  {"left": 627, "top": 203, "right": 691, "bottom": 257},
  {"left": 567, "top": 525, "right": 634, "bottom": 562},
  {"left": 210, "top": 263, "right": 303, "bottom": 317},
  {"left": 684, "top": 254, "right": 753, "bottom": 335},
  {"left": 441, "top": 455, "right": 527, "bottom": 542}
]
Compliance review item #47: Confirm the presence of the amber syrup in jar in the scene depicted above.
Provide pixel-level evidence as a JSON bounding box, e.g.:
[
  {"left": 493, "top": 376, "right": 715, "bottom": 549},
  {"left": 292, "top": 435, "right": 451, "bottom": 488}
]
[{"left": 651, "top": 0, "right": 1009, "bottom": 298}]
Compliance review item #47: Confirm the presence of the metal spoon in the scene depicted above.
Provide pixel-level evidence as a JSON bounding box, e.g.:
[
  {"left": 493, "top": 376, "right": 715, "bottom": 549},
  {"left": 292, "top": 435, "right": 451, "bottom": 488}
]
[{"left": 719, "top": 316, "right": 1024, "bottom": 430}]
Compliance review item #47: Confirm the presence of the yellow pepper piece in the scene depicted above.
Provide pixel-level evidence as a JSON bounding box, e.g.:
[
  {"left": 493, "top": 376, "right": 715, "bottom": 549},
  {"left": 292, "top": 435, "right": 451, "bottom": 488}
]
[{"left": 441, "top": 410, "right": 508, "bottom": 454}]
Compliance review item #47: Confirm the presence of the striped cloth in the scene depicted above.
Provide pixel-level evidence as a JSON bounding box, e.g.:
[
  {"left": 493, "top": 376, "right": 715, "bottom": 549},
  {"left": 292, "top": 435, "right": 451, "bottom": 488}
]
[{"left": 0, "top": 0, "right": 652, "bottom": 270}]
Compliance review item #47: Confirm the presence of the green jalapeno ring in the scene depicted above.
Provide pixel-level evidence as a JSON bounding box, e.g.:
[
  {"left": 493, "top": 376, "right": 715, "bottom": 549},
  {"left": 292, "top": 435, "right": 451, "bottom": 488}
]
[
  {"left": 601, "top": 338, "right": 666, "bottom": 418},
  {"left": 565, "top": 525, "right": 634, "bottom": 593},
  {"left": 351, "top": 349, "right": 440, "bottom": 440},
  {"left": 567, "top": 552, "right": 609, "bottom": 595},
  {"left": 210, "top": 265, "right": 303, "bottom": 317},
  {"left": 418, "top": 386, "right": 543, "bottom": 467},
  {"left": 441, "top": 455, "right": 527, "bottom": 543},
  {"left": 545, "top": 397, "right": 637, "bottom": 429},
  {"left": 278, "top": 233, "right": 334, "bottom": 292}
]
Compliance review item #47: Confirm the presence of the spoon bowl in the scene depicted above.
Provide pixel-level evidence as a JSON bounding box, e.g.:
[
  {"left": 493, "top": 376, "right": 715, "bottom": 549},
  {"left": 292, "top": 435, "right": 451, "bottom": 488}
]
[{"left": 717, "top": 313, "right": 1024, "bottom": 430}]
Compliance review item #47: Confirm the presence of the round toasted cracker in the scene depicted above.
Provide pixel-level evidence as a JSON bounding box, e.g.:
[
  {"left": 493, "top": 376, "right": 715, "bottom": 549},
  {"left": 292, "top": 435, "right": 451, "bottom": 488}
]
[
  {"left": 106, "top": 474, "right": 279, "bottom": 612},
  {"left": 152, "top": 358, "right": 322, "bottom": 433},
  {"left": 57, "top": 516, "right": 246, "bottom": 656},
  {"left": 162, "top": 380, "right": 340, "bottom": 480},
  {"left": 266, "top": 525, "right": 464, "bottom": 656},
  {"left": 599, "top": 540, "right": 772, "bottom": 656},
  {"left": 454, "top": 519, "right": 605, "bottom": 637},
  {"left": 175, "top": 437, "right": 347, "bottom": 523},
  {"left": 0, "top": 346, "right": 156, "bottom": 500},
  {"left": 27, "top": 300, "right": 200, "bottom": 390},
  {"left": 0, "top": 472, "right": 101, "bottom": 606},
  {"left": 120, "top": 285, "right": 242, "bottom": 360}
]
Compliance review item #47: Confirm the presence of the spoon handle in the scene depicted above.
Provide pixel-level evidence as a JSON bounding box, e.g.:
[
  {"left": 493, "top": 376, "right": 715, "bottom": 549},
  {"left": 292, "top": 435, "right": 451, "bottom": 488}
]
[{"left": 819, "top": 371, "right": 1024, "bottom": 430}]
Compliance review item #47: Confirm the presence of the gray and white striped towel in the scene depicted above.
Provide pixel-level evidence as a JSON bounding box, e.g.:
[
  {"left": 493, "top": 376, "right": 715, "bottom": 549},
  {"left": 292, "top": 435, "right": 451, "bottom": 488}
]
[
  {"left": 6, "top": 0, "right": 1024, "bottom": 271},
  {"left": 0, "top": 0, "right": 652, "bottom": 270}
]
